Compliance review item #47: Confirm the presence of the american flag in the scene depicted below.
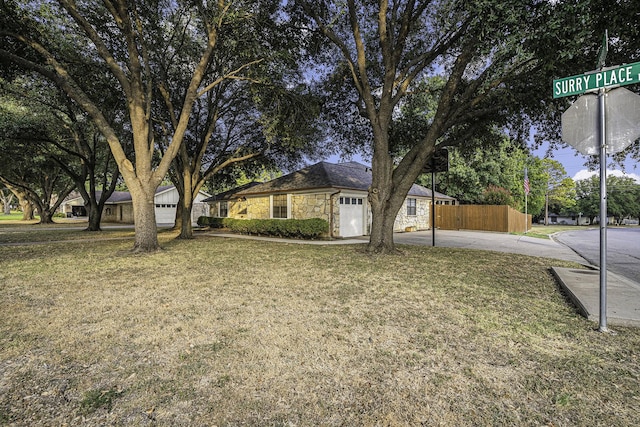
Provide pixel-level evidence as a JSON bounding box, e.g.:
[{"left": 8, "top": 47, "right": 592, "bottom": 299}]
[{"left": 524, "top": 168, "right": 530, "bottom": 195}]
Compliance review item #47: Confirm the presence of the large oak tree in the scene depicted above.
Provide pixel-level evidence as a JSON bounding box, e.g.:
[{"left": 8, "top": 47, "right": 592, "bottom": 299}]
[
  {"left": 1, "top": 0, "right": 273, "bottom": 251},
  {"left": 1, "top": 76, "right": 123, "bottom": 230},
  {"left": 0, "top": 92, "right": 76, "bottom": 223},
  {"left": 292, "top": 0, "right": 611, "bottom": 253}
]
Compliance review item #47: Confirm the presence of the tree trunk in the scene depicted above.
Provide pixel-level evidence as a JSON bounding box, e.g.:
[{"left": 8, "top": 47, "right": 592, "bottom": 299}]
[
  {"left": 131, "top": 191, "right": 160, "bottom": 252},
  {"left": 173, "top": 164, "right": 196, "bottom": 240},
  {"left": 85, "top": 200, "right": 102, "bottom": 231},
  {"left": 178, "top": 203, "right": 193, "bottom": 239},
  {"left": 367, "top": 198, "right": 400, "bottom": 254},
  {"left": 366, "top": 165, "right": 407, "bottom": 254},
  {"left": 172, "top": 204, "right": 183, "bottom": 232},
  {"left": 38, "top": 207, "right": 55, "bottom": 224},
  {"left": 1, "top": 192, "right": 14, "bottom": 214},
  {"left": 20, "top": 199, "right": 34, "bottom": 220}
]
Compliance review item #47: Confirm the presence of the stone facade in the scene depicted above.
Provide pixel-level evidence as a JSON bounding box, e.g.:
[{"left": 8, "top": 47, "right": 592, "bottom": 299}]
[
  {"left": 212, "top": 191, "right": 431, "bottom": 236},
  {"left": 102, "top": 204, "right": 134, "bottom": 223},
  {"left": 246, "top": 197, "right": 269, "bottom": 219},
  {"left": 393, "top": 198, "right": 430, "bottom": 232},
  {"left": 291, "top": 193, "right": 331, "bottom": 221},
  {"left": 215, "top": 194, "right": 335, "bottom": 220}
]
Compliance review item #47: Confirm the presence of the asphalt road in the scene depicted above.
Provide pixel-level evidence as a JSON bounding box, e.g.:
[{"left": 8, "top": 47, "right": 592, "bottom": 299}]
[
  {"left": 554, "top": 228, "right": 640, "bottom": 284},
  {"left": 390, "top": 229, "right": 588, "bottom": 264}
]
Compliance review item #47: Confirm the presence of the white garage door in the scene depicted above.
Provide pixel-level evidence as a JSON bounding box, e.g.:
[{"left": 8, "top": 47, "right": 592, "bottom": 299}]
[
  {"left": 155, "top": 204, "right": 177, "bottom": 225},
  {"left": 339, "top": 196, "right": 365, "bottom": 237}
]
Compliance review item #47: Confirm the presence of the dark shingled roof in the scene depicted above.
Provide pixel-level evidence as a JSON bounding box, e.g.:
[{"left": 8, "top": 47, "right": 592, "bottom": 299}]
[
  {"left": 202, "top": 182, "right": 262, "bottom": 202},
  {"left": 104, "top": 185, "right": 175, "bottom": 203},
  {"left": 64, "top": 185, "right": 178, "bottom": 204},
  {"left": 208, "top": 162, "right": 455, "bottom": 201}
]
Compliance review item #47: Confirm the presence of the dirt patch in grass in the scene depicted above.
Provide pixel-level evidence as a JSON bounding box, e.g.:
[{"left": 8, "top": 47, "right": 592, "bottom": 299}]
[{"left": 1, "top": 235, "right": 639, "bottom": 426}]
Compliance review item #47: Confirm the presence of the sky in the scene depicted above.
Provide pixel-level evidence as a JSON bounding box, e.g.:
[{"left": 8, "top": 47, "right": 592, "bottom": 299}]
[
  {"left": 327, "top": 143, "right": 640, "bottom": 184},
  {"left": 533, "top": 142, "right": 640, "bottom": 183}
]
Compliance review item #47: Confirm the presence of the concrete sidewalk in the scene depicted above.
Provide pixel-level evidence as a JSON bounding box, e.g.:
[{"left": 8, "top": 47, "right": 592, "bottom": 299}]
[{"left": 551, "top": 267, "right": 640, "bottom": 328}]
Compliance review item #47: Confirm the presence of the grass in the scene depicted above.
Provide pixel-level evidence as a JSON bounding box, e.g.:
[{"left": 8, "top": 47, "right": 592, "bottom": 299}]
[
  {"left": 513, "top": 224, "right": 595, "bottom": 239},
  {"left": 1, "top": 224, "right": 639, "bottom": 426},
  {"left": 0, "top": 212, "right": 29, "bottom": 222},
  {"left": 521, "top": 224, "right": 637, "bottom": 240}
]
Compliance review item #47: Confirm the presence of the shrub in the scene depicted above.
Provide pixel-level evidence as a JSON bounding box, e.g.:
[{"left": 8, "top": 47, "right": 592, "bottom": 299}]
[
  {"left": 197, "top": 216, "right": 329, "bottom": 239},
  {"left": 197, "top": 216, "right": 225, "bottom": 228},
  {"left": 482, "top": 185, "right": 515, "bottom": 207}
]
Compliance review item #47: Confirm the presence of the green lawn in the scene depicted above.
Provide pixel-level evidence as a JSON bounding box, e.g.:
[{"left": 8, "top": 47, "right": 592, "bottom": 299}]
[
  {"left": 0, "top": 212, "right": 34, "bottom": 222},
  {"left": 1, "top": 225, "right": 639, "bottom": 426},
  {"left": 512, "top": 224, "right": 597, "bottom": 239}
]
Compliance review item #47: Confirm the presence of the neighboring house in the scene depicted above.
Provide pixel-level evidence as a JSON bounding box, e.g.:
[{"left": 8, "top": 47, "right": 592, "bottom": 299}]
[
  {"left": 620, "top": 216, "right": 639, "bottom": 225},
  {"left": 545, "top": 212, "right": 591, "bottom": 226},
  {"left": 62, "top": 185, "right": 211, "bottom": 226},
  {"left": 203, "top": 161, "right": 457, "bottom": 238}
]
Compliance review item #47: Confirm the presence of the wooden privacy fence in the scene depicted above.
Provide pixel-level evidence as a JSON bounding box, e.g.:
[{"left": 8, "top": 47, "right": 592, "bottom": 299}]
[{"left": 435, "top": 205, "right": 532, "bottom": 233}]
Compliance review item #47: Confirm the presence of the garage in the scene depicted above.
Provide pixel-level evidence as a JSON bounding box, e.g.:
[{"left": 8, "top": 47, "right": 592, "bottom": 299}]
[
  {"left": 154, "top": 203, "right": 177, "bottom": 224},
  {"left": 339, "top": 195, "right": 366, "bottom": 237}
]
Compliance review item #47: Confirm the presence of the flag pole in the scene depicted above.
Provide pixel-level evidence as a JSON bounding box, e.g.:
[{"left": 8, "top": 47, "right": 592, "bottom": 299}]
[{"left": 524, "top": 167, "right": 529, "bottom": 233}]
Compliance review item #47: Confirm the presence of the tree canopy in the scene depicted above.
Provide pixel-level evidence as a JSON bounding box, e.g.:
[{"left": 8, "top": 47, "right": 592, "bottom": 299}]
[
  {"left": 0, "top": 88, "right": 76, "bottom": 223},
  {"left": 1, "top": 0, "right": 290, "bottom": 251},
  {"left": 1, "top": 75, "right": 122, "bottom": 229},
  {"left": 575, "top": 175, "right": 640, "bottom": 223},
  {"left": 292, "top": 0, "right": 599, "bottom": 252}
]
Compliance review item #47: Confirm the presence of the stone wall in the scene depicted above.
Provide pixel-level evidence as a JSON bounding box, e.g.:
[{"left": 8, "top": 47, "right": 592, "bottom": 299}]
[
  {"left": 246, "top": 196, "right": 270, "bottom": 219},
  {"left": 291, "top": 194, "right": 331, "bottom": 221},
  {"left": 393, "top": 198, "right": 430, "bottom": 231},
  {"left": 101, "top": 204, "right": 134, "bottom": 223}
]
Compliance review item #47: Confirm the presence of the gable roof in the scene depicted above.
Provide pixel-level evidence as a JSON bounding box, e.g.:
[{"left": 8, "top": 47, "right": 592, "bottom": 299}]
[
  {"left": 203, "top": 182, "right": 262, "bottom": 202},
  {"left": 209, "top": 161, "right": 455, "bottom": 201},
  {"left": 63, "top": 185, "right": 209, "bottom": 204}
]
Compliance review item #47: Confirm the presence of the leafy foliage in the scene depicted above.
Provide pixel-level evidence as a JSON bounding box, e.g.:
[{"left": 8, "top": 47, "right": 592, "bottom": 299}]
[
  {"left": 425, "top": 135, "right": 546, "bottom": 214},
  {"left": 291, "top": 0, "right": 604, "bottom": 252},
  {"left": 575, "top": 175, "right": 640, "bottom": 222},
  {"left": 482, "top": 185, "right": 515, "bottom": 207},
  {"left": 0, "top": 85, "right": 76, "bottom": 223},
  {"left": 541, "top": 159, "right": 577, "bottom": 217},
  {"left": 0, "top": 76, "right": 122, "bottom": 229}
]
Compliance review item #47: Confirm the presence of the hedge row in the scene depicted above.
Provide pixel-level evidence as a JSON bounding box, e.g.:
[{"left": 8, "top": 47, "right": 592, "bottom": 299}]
[{"left": 197, "top": 216, "right": 329, "bottom": 239}]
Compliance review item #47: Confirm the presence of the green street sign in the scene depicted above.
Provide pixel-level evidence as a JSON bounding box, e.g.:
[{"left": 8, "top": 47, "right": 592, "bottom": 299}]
[{"left": 553, "top": 61, "right": 640, "bottom": 98}]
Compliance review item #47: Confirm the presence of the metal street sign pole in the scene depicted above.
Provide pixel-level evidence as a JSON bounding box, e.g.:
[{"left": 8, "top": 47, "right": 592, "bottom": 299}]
[
  {"left": 423, "top": 148, "right": 448, "bottom": 247},
  {"left": 558, "top": 33, "right": 640, "bottom": 332},
  {"left": 598, "top": 88, "right": 608, "bottom": 332},
  {"left": 596, "top": 30, "right": 608, "bottom": 70},
  {"left": 432, "top": 169, "right": 436, "bottom": 247}
]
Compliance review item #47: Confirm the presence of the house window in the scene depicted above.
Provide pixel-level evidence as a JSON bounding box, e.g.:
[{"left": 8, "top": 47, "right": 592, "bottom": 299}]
[
  {"left": 407, "top": 198, "right": 417, "bottom": 216},
  {"left": 219, "top": 201, "right": 228, "bottom": 218},
  {"left": 340, "top": 196, "right": 364, "bottom": 205},
  {"left": 272, "top": 194, "right": 288, "bottom": 219}
]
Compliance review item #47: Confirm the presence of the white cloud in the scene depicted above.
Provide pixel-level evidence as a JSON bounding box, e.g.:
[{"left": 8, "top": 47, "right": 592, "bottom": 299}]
[{"left": 573, "top": 169, "right": 640, "bottom": 183}]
